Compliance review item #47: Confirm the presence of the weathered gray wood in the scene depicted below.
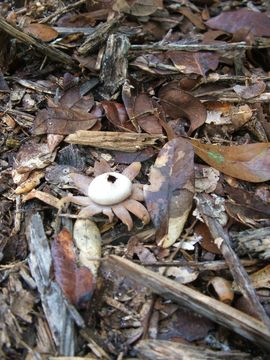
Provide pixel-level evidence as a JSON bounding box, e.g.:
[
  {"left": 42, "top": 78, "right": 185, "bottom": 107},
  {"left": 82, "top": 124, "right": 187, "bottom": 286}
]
[
  {"left": 106, "top": 255, "right": 270, "bottom": 351},
  {"left": 100, "top": 34, "right": 130, "bottom": 99},
  {"left": 135, "top": 340, "right": 252, "bottom": 359},
  {"left": 231, "top": 227, "right": 270, "bottom": 259},
  {"left": 26, "top": 213, "right": 77, "bottom": 355}
]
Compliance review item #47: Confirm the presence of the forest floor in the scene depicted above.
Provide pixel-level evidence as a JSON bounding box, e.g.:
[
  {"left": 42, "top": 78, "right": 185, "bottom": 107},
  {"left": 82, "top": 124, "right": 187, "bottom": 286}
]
[{"left": 1, "top": 0, "right": 270, "bottom": 359}]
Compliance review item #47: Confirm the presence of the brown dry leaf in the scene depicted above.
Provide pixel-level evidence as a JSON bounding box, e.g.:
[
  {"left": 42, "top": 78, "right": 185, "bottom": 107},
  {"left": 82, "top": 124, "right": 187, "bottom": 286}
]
[
  {"left": 59, "top": 86, "right": 95, "bottom": 111},
  {"left": 158, "top": 307, "right": 214, "bottom": 342},
  {"left": 233, "top": 81, "right": 266, "bottom": 99},
  {"left": 224, "top": 186, "right": 270, "bottom": 226},
  {"left": 167, "top": 51, "right": 219, "bottom": 76},
  {"left": 101, "top": 100, "right": 136, "bottom": 132},
  {"left": 51, "top": 228, "right": 94, "bottom": 307},
  {"left": 206, "top": 9, "right": 270, "bottom": 37},
  {"left": 190, "top": 139, "right": 270, "bottom": 182},
  {"left": 122, "top": 83, "right": 163, "bottom": 134},
  {"left": 133, "top": 94, "right": 164, "bottom": 134},
  {"left": 12, "top": 141, "right": 56, "bottom": 184},
  {"left": 194, "top": 222, "right": 221, "bottom": 254},
  {"left": 56, "top": 10, "right": 109, "bottom": 27},
  {"left": 159, "top": 82, "right": 207, "bottom": 136},
  {"left": 178, "top": 7, "right": 206, "bottom": 30},
  {"left": 32, "top": 105, "right": 100, "bottom": 135},
  {"left": 114, "top": 0, "right": 163, "bottom": 16},
  {"left": 23, "top": 23, "right": 58, "bottom": 42},
  {"left": 144, "top": 137, "right": 194, "bottom": 248}
]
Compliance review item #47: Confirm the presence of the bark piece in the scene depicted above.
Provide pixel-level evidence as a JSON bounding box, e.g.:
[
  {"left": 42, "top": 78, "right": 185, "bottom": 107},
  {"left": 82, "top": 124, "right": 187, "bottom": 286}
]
[
  {"left": 99, "top": 33, "right": 130, "bottom": 99},
  {"left": 26, "top": 213, "right": 78, "bottom": 355},
  {"left": 231, "top": 227, "right": 270, "bottom": 260}
]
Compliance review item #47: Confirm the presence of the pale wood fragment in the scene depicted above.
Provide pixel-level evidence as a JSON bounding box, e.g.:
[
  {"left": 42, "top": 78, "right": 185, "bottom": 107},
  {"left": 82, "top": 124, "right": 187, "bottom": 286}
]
[
  {"left": 135, "top": 340, "right": 252, "bottom": 359},
  {"left": 65, "top": 130, "right": 165, "bottom": 152}
]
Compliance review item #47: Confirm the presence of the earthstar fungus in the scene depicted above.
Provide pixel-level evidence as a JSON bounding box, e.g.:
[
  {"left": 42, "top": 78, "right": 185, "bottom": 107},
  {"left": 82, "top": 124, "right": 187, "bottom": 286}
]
[{"left": 64, "top": 162, "right": 150, "bottom": 230}]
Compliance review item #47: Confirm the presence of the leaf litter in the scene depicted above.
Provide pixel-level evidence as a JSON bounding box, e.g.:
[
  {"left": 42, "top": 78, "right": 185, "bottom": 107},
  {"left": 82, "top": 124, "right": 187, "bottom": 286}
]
[{"left": 1, "top": 0, "right": 270, "bottom": 358}]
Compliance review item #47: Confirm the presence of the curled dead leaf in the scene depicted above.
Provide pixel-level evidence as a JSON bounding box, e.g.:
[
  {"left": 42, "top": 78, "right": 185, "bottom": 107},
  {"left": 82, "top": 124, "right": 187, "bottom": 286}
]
[
  {"left": 190, "top": 139, "right": 270, "bottom": 182},
  {"left": 144, "top": 137, "right": 194, "bottom": 248},
  {"left": 159, "top": 82, "right": 207, "bottom": 136}
]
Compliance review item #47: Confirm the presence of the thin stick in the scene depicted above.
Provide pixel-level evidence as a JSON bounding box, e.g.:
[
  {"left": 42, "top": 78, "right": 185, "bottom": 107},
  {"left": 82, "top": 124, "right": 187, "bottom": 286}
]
[
  {"left": 130, "top": 39, "right": 270, "bottom": 52},
  {"left": 39, "top": 0, "right": 86, "bottom": 24},
  {"left": 0, "top": 16, "right": 75, "bottom": 65}
]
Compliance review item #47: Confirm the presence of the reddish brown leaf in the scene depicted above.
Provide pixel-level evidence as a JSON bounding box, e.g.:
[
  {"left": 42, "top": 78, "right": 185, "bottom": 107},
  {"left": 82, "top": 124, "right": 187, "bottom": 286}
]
[
  {"left": 112, "top": 147, "right": 156, "bottom": 164},
  {"left": 167, "top": 51, "right": 219, "bottom": 76},
  {"left": 51, "top": 228, "right": 94, "bottom": 307},
  {"left": 194, "top": 222, "right": 221, "bottom": 254},
  {"left": 60, "top": 87, "right": 95, "bottom": 111},
  {"left": 224, "top": 186, "right": 270, "bottom": 226},
  {"left": 144, "top": 137, "right": 194, "bottom": 248},
  {"left": 101, "top": 100, "right": 136, "bottom": 131},
  {"left": 159, "top": 82, "right": 207, "bottom": 135},
  {"left": 178, "top": 7, "right": 206, "bottom": 30},
  {"left": 23, "top": 23, "right": 58, "bottom": 42},
  {"left": 190, "top": 139, "right": 270, "bottom": 183},
  {"left": 32, "top": 105, "right": 100, "bottom": 135},
  {"left": 122, "top": 83, "right": 163, "bottom": 134},
  {"left": 206, "top": 9, "right": 270, "bottom": 37},
  {"left": 56, "top": 10, "right": 109, "bottom": 27}
]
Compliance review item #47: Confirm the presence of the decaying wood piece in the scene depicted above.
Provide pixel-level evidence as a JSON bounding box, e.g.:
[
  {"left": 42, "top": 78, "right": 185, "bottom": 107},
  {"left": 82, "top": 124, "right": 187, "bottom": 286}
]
[
  {"left": 196, "top": 193, "right": 270, "bottom": 330},
  {"left": 65, "top": 130, "right": 165, "bottom": 152},
  {"left": 134, "top": 258, "right": 259, "bottom": 271},
  {"left": 100, "top": 34, "right": 130, "bottom": 99},
  {"left": 106, "top": 255, "right": 270, "bottom": 351},
  {"left": 78, "top": 14, "right": 124, "bottom": 55},
  {"left": 26, "top": 213, "right": 79, "bottom": 355},
  {"left": 130, "top": 38, "right": 270, "bottom": 52},
  {"left": 231, "top": 227, "right": 270, "bottom": 259},
  {"left": 135, "top": 340, "right": 252, "bottom": 359},
  {"left": 0, "top": 16, "right": 74, "bottom": 65}
]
